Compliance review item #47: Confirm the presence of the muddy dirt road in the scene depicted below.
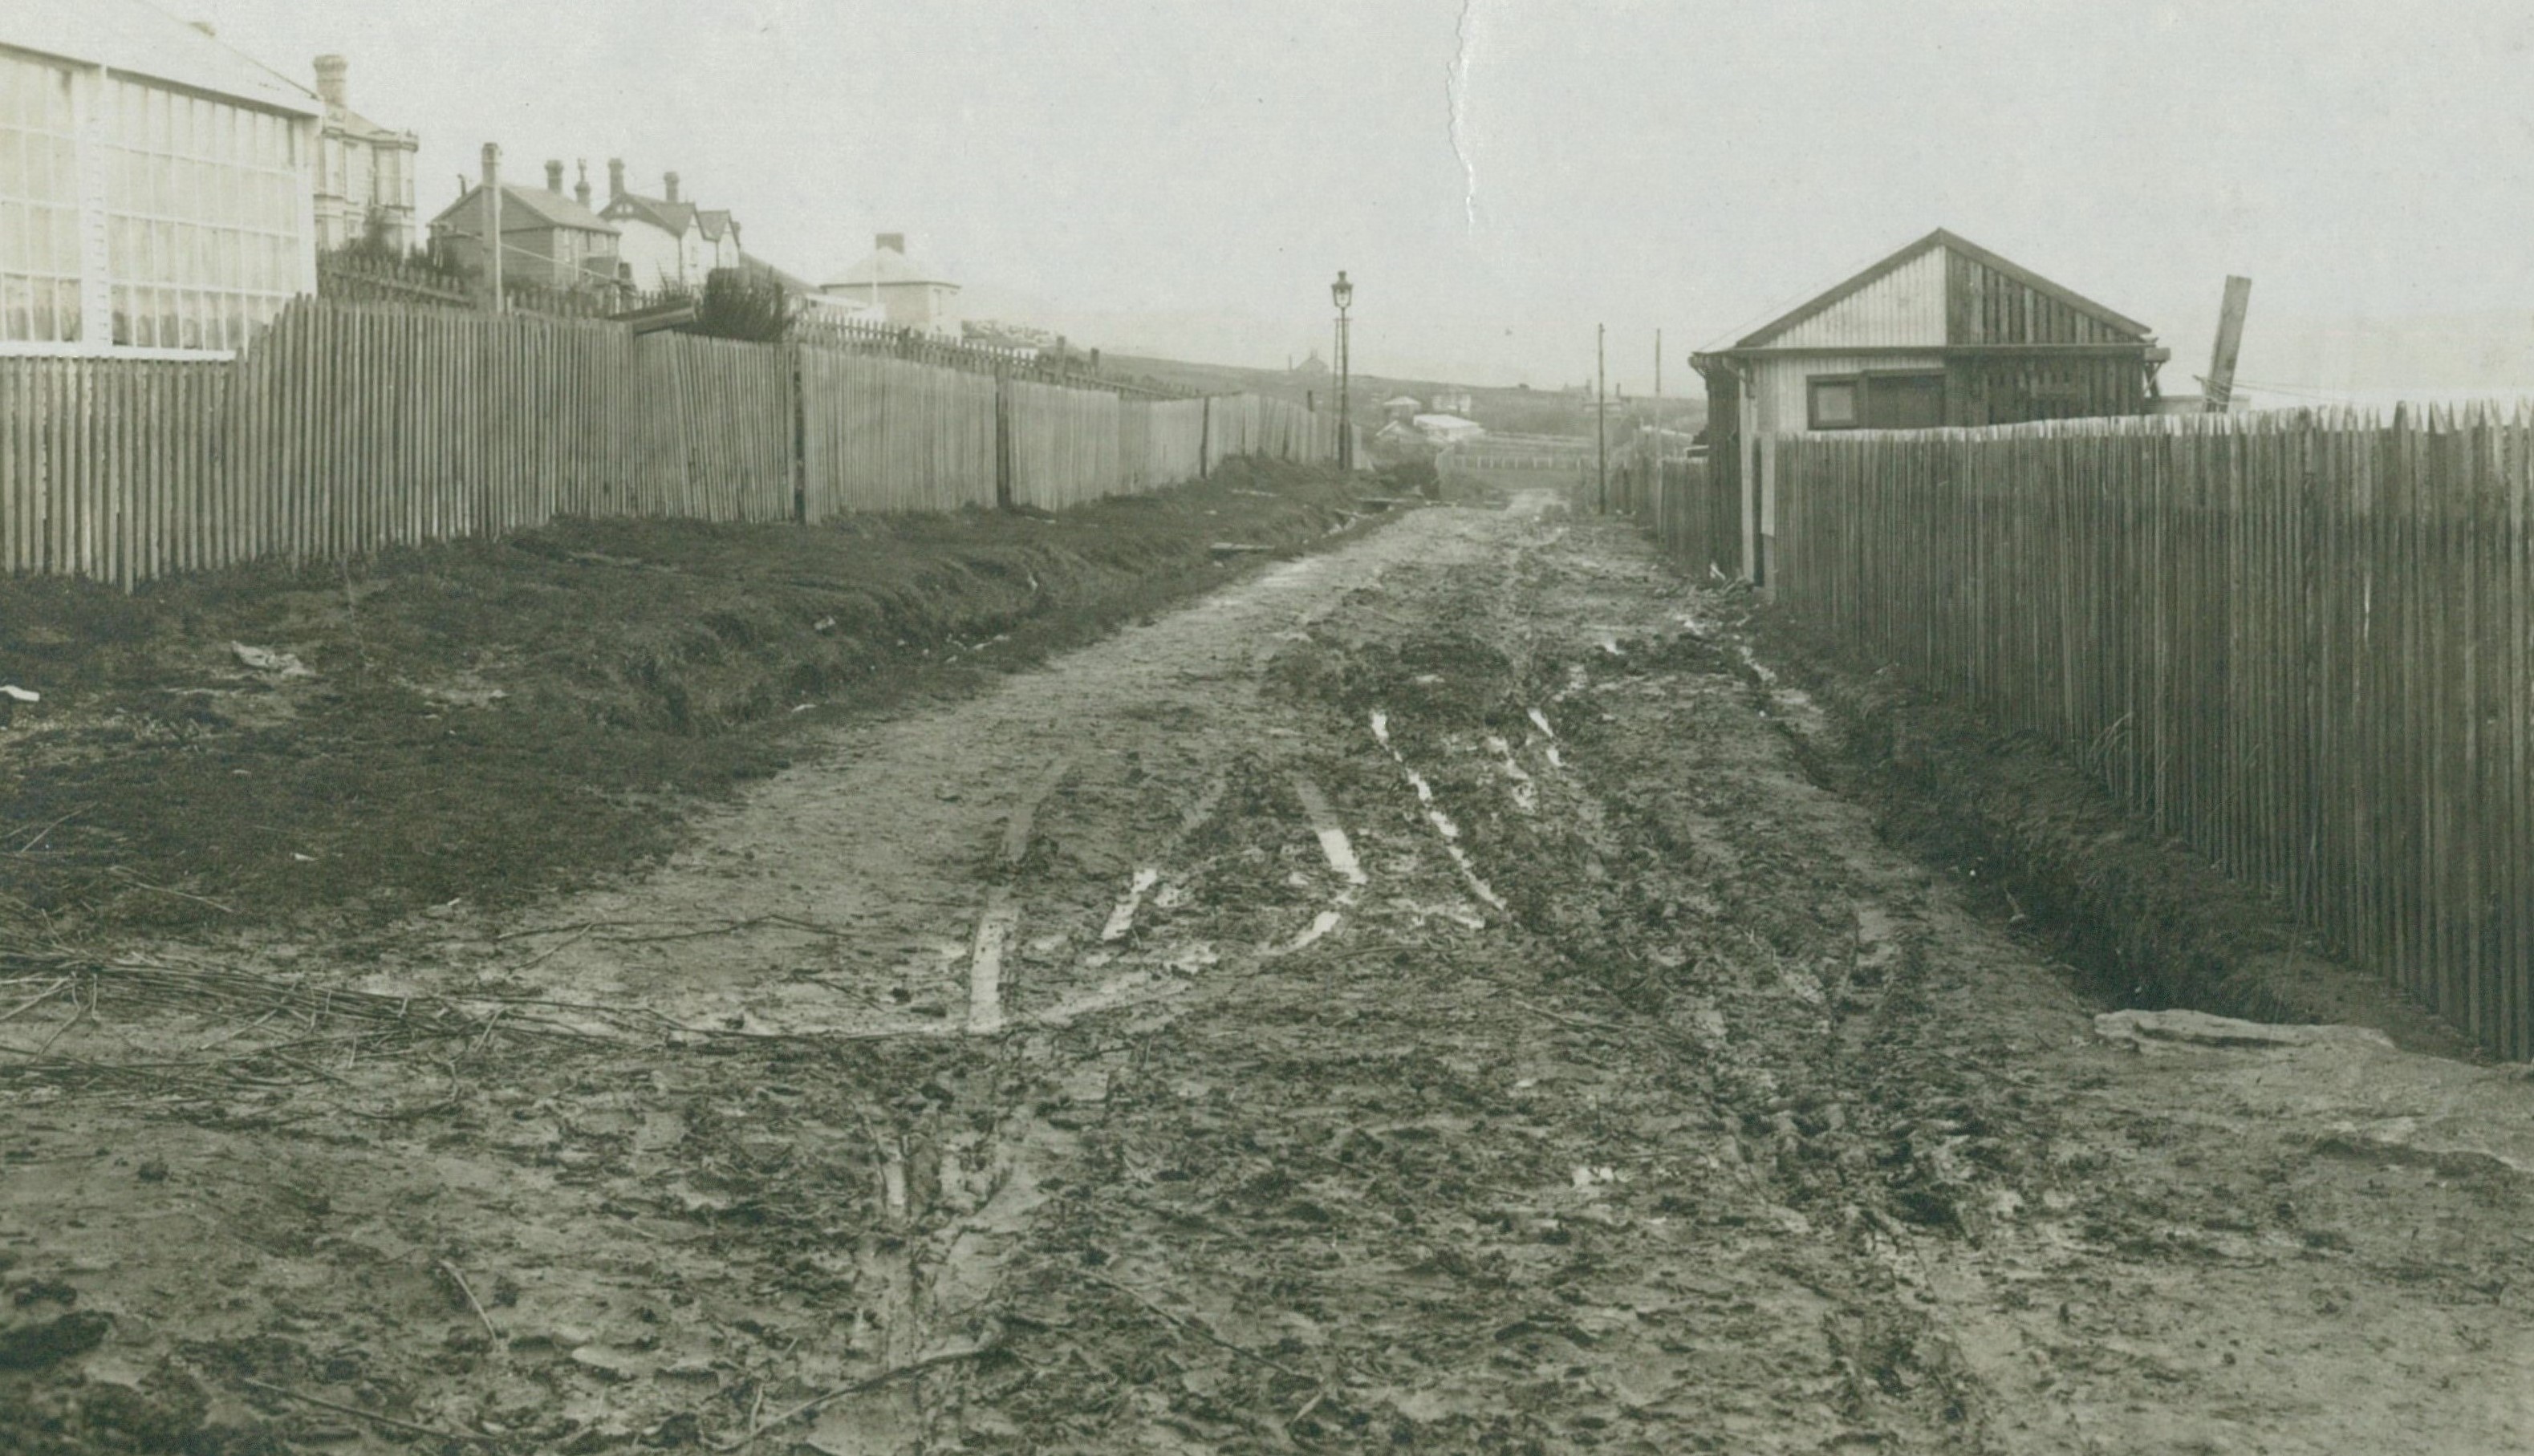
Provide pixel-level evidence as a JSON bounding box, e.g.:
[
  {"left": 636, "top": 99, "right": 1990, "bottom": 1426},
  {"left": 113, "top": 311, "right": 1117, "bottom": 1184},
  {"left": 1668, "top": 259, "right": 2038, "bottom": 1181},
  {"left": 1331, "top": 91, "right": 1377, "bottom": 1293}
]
[{"left": 8, "top": 492, "right": 2534, "bottom": 1454}]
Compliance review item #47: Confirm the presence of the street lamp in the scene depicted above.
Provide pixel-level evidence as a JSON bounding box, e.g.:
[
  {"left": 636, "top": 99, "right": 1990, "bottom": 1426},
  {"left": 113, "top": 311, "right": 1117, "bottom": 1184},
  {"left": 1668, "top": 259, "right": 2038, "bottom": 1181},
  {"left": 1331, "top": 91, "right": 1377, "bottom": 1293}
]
[{"left": 1330, "top": 270, "right": 1353, "bottom": 471}]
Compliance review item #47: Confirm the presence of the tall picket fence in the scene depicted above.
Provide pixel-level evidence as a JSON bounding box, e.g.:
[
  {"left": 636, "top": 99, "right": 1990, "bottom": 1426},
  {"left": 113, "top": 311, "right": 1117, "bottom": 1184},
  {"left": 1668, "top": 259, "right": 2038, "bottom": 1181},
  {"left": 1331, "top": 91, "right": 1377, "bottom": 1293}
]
[
  {"left": 1612, "top": 456, "right": 1736, "bottom": 578},
  {"left": 0, "top": 301, "right": 1350, "bottom": 586},
  {"left": 1776, "top": 409, "right": 2534, "bottom": 1057}
]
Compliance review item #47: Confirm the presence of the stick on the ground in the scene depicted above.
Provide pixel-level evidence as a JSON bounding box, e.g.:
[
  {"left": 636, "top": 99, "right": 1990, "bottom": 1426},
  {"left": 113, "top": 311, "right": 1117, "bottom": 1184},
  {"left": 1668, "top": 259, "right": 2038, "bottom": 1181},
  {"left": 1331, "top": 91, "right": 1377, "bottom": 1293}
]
[
  {"left": 236, "top": 1377, "right": 497, "bottom": 1446},
  {"left": 1509, "top": 996, "right": 1625, "bottom": 1034},
  {"left": 1086, "top": 1271, "right": 1300, "bottom": 1377},
  {"left": 436, "top": 1258, "right": 502, "bottom": 1344},
  {"left": 0, "top": 978, "right": 71, "bottom": 1028},
  {"left": 708, "top": 1340, "right": 996, "bottom": 1453}
]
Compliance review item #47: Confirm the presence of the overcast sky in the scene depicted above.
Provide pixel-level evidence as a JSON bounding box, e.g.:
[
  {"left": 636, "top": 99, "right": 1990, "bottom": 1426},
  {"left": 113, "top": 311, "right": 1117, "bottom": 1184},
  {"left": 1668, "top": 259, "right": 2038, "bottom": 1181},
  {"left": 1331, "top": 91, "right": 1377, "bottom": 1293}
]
[{"left": 185, "top": 0, "right": 2534, "bottom": 396}]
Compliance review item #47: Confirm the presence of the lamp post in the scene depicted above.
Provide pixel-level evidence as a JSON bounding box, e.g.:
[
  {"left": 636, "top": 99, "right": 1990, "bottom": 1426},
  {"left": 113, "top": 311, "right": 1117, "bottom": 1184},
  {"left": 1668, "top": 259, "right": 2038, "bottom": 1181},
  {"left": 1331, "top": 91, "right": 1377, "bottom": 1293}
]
[{"left": 1330, "top": 270, "right": 1354, "bottom": 471}]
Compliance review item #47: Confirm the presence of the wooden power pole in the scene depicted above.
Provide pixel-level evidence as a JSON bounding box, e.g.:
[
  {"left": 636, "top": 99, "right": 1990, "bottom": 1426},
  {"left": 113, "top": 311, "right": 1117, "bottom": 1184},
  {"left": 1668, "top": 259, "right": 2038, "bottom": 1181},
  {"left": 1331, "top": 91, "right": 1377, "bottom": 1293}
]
[
  {"left": 2204, "top": 275, "right": 2252, "bottom": 412},
  {"left": 1596, "top": 324, "right": 1607, "bottom": 513}
]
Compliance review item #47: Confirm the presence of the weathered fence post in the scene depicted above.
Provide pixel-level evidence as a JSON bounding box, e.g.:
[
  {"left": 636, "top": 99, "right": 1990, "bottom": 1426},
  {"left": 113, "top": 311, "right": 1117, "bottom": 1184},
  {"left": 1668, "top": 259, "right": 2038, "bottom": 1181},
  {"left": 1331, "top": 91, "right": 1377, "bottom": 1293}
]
[{"left": 994, "top": 367, "right": 1014, "bottom": 510}]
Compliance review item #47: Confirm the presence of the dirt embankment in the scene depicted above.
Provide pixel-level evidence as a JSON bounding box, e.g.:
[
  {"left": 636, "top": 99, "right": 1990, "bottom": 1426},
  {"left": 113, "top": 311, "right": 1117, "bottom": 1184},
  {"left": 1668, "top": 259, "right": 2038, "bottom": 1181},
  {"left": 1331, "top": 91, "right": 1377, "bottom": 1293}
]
[
  {"left": 1741, "top": 603, "right": 2478, "bottom": 1060},
  {"left": 0, "top": 460, "right": 1395, "bottom": 949}
]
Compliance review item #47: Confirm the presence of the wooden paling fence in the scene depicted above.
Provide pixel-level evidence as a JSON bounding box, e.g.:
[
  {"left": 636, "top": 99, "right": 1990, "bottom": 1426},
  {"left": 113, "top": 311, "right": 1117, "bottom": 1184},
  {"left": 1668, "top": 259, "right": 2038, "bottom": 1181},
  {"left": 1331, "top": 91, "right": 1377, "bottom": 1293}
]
[
  {"left": 1612, "top": 456, "right": 1737, "bottom": 578},
  {"left": 1775, "top": 409, "right": 2534, "bottom": 1057},
  {"left": 0, "top": 301, "right": 1350, "bottom": 586},
  {"left": 800, "top": 351, "right": 998, "bottom": 517}
]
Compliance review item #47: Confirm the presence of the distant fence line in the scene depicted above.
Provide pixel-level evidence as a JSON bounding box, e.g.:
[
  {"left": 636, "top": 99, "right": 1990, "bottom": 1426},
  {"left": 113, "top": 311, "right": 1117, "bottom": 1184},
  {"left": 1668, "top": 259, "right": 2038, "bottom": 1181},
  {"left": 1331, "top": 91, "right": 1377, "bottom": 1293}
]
[
  {"left": 1764, "top": 409, "right": 2534, "bottom": 1059},
  {"left": 0, "top": 301, "right": 1356, "bottom": 586}
]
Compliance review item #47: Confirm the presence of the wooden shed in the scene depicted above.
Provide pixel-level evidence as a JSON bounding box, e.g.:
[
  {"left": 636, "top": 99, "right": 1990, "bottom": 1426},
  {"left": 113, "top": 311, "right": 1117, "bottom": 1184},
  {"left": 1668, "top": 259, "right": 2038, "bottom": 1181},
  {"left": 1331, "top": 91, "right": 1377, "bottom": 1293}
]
[{"left": 1691, "top": 229, "right": 2166, "bottom": 585}]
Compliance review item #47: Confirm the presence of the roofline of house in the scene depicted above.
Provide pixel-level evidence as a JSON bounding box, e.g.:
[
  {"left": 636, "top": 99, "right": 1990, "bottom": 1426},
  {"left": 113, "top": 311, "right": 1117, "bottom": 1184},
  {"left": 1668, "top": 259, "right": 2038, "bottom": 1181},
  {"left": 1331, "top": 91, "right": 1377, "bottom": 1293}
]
[
  {"left": 1693, "top": 342, "right": 2169, "bottom": 371},
  {"left": 0, "top": 39, "right": 324, "bottom": 118},
  {"left": 1732, "top": 228, "right": 2154, "bottom": 351}
]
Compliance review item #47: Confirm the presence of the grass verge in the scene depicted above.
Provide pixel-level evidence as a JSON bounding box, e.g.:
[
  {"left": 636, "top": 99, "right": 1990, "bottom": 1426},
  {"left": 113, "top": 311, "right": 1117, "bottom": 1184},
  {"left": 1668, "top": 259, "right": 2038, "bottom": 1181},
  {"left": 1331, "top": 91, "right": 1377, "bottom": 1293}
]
[
  {"left": 0, "top": 458, "right": 1394, "bottom": 944},
  {"left": 1748, "top": 605, "right": 2479, "bottom": 1061}
]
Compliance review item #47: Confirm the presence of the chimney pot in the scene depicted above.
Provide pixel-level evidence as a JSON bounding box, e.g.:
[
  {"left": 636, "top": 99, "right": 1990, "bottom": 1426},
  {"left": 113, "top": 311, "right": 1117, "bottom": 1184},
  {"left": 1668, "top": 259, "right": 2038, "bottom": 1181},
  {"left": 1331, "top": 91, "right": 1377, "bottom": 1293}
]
[
  {"left": 546, "top": 160, "right": 564, "bottom": 195},
  {"left": 876, "top": 232, "right": 905, "bottom": 254},
  {"left": 313, "top": 54, "right": 347, "bottom": 108},
  {"left": 575, "top": 160, "right": 591, "bottom": 209},
  {"left": 664, "top": 171, "right": 680, "bottom": 204},
  {"left": 607, "top": 158, "right": 625, "bottom": 202}
]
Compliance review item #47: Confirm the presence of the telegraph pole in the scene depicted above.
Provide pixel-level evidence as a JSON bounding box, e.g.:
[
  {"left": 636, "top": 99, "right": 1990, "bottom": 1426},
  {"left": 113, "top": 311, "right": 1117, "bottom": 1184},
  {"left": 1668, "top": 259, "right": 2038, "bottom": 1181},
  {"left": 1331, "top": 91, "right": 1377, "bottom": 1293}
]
[
  {"left": 1654, "top": 328, "right": 1663, "bottom": 469},
  {"left": 481, "top": 144, "right": 504, "bottom": 310},
  {"left": 1596, "top": 323, "right": 1607, "bottom": 513}
]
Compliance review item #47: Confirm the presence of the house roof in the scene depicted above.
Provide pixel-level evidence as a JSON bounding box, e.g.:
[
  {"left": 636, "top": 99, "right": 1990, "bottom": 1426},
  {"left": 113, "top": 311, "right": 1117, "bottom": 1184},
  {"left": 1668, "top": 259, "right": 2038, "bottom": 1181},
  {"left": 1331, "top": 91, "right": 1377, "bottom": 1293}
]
[
  {"left": 604, "top": 193, "right": 698, "bottom": 238},
  {"left": 1413, "top": 413, "right": 1483, "bottom": 432},
  {"left": 1732, "top": 228, "right": 2151, "bottom": 351},
  {"left": 1382, "top": 395, "right": 1423, "bottom": 408},
  {"left": 324, "top": 103, "right": 414, "bottom": 148},
  {"left": 4, "top": 0, "right": 320, "bottom": 116},
  {"left": 826, "top": 245, "right": 956, "bottom": 290},
  {"left": 429, "top": 183, "right": 619, "bottom": 235}
]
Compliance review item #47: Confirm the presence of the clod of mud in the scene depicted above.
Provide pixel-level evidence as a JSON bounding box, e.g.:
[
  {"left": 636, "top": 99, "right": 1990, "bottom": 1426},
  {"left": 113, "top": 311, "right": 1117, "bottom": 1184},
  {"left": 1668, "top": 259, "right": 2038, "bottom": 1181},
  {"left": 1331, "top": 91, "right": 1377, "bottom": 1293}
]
[
  {"left": 2094, "top": 1008, "right": 2396, "bottom": 1052},
  {"left": 0, "top": 1312, "right": 112, "bottom": 1371}
]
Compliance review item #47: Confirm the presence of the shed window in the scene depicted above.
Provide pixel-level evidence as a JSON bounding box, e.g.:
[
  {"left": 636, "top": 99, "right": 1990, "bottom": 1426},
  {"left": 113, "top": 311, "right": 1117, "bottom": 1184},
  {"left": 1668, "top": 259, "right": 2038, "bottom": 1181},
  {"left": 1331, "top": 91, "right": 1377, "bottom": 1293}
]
[
  {"left": 1808, "top": 377, "right": 1859, "bottom": 428},
  {"left": 1808, "top": 371, "right": 1947, "bottom": 431},
  {"left": 1867, "top": 371, "right": 1947, "bottom": 428}
]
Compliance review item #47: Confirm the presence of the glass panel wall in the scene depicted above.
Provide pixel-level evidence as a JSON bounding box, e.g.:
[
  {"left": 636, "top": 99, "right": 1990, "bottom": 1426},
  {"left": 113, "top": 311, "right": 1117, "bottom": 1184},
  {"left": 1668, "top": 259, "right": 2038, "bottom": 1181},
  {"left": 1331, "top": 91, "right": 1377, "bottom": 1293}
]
[
  {"left": 101, "top": 76, "right": 303, "bottom": 350},
  {"left": 0, "top": 51, "right": 86, "bottom": 343}
]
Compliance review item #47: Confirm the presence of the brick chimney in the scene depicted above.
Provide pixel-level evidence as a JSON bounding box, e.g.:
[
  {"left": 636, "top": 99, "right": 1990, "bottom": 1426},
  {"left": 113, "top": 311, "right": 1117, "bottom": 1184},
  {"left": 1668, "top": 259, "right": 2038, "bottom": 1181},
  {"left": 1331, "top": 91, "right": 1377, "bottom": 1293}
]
[
  {"left": 313, "top": 55, "right": 347, "bottom": 108},
  {"left": 574, "top": 160, "right": 591, "bottom": 209},
  {"left": 545, "top": 160, "right": 564, "bottom": 195},
  {"left": 664, "top": 172, "right": 680, "bottom": 204},
  {"left": 876, "top": 233, "right": 905, "bottom": 253},
  {"left": 607, "top": 158, "right": 625, "bottom": 202}
]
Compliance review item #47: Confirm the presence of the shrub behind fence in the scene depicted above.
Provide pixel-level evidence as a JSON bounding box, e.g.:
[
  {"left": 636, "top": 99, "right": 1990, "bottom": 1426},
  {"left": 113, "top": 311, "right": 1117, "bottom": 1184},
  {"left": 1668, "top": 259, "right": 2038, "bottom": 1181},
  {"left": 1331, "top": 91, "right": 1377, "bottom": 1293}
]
[
  {"left": 0, "top": 301, "right": 1357, "bottom": 587},
  {"left": 1774, "top": 410, "right": 2534, "bottom": 1057}
]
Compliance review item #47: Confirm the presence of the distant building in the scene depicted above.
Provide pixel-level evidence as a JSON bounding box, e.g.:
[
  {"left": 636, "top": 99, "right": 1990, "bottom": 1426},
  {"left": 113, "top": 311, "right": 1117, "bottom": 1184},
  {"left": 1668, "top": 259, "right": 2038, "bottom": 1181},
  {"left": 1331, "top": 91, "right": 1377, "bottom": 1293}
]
[
  {"left": 428, "top": 161, "right": 620, "bottom": 291},
  {"left": 822, "top": 233, "right": 959, "bottom": 335},
  {"left": 1430, "top": 387, "right": 1474, "bottom": 416},
  {"left": 1692, "top": 228, "right": 2166, "bottom": 585},
  {"left": 309, "top": 55, "right": 417, "bottom": 252},
  {"left": 0, "top": 1, "right": 322, "bottom": 353},
  {"left": 1381, "top": 395, "right": 1423, "bottom": 422},
  {"left": 1291, "top": 349, "right": 1330, "bottom": 379},
  {"left": 600, "top": 163, "right": 743, "bottom": 290},
  {"left": 739, "top": 252, "right": 875, "bottom": 322},
  {"left": 1412, "top": 413, "right": 1484, "bottom": 445}
]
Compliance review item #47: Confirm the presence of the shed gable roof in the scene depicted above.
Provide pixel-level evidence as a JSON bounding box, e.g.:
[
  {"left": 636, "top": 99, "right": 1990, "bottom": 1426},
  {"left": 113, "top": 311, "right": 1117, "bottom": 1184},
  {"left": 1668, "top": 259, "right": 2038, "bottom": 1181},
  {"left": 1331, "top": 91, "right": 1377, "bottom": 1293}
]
[{"left": 1734, "top": 229, "right": 2150, "bottom": 350}]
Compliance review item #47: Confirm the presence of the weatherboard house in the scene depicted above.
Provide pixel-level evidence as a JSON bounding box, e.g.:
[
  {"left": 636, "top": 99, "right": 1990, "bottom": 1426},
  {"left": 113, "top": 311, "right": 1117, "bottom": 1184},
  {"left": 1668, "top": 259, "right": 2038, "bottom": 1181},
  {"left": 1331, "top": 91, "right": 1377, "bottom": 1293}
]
[{"left": 1691, "top": 229, "right": 2166, "bottom": 585}]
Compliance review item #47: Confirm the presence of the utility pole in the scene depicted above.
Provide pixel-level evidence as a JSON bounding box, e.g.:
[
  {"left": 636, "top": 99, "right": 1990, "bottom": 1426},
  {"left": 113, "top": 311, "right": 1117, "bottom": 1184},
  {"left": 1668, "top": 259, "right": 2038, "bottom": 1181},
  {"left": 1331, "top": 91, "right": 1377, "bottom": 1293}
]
[
  {"left": 481, "top": 144, "right": 503, "bottom": 310},
  {"left": 1596, "top": 323, "right": 1607, "bottom": 514},
  {"left": 1654, "top": 328, "right": 1663, "bottom": 472},
  {"left": 1331, "top": 271, "right": 1354, "bottom": 471},
  {"left": 2204, "top": 275, "right": 2252, "bottom": 413}
]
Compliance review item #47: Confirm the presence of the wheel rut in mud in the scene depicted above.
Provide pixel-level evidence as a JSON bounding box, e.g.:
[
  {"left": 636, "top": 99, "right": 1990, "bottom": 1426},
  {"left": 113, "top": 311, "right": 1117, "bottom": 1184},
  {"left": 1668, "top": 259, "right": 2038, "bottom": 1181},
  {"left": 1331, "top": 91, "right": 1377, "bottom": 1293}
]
[{"left": 9, "top": 494, "right": 2534, "bottom": 1455}]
